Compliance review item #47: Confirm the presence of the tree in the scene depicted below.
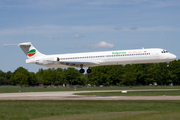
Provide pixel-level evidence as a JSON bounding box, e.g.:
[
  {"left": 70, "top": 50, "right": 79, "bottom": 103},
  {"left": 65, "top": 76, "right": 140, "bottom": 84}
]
[
  {"left": 29, "top": 72, "right": 38, "bottom": 85},
  {"left": 0, "top": 77, "right": 5, "bottom": 85},
  {"left": 10, "top": 67, "right": 37, "bottom": 85},
  {"left": 42, "top": 69, "right": 55, "bottom": 85},
  {"left": 63, "top": 68, "right": 80, "bottom": 85},
  {"left": 14, "top": 73, "right": 28, "bottom": 86},
  {"left": 169, "top": 60, "right": 180, "bottom": 85},
  {"left": 36, "top": 68, "right": 44, "bottom": 83},
  {"left": 79, "top": 74, "right": 88, "bottom": 85},
  {"left": 0, "top": 70, "right": 6, "bottom": 85},
  {"left": 5, "top": 71, "right": 12, "bottom": 80},
  {"left": 120, "top": 65, "right": 136, "bottom": 85},
  {"left": 41, "top": 68, "right": 63, "bottom": 85}
]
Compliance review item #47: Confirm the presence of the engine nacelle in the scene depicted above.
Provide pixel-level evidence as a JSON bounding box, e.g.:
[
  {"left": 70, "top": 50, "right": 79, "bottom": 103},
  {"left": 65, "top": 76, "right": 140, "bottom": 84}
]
[
  {"left": 36, "top": 59, "right": 45, "bottom": 65},
  {"left": 53, "top": 57, "right": 60, "bottom": 62},
  {"left": 57, "top": 57, "right": 60, "bottom": 61},
  {"left": 36, "top": 57, "right": 60, "bottom": 65}
]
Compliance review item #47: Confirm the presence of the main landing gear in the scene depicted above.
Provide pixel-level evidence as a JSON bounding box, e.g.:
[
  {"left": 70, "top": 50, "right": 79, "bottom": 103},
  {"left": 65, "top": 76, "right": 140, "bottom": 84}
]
[
  {"left": 87, "top": 68, "right": 92, "bottom": 73},
  {"left": 79, "top": 69, "right": 85, "bottom": 73},
  {"left": 79, "top": 67, "right": 91, "bottom": 74}
]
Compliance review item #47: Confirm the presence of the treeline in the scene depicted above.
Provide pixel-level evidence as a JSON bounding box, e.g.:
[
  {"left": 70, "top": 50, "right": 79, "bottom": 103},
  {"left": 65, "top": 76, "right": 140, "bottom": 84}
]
[
  {"left": 89, "top": 60, "right": 180, "bottom": 86},
  {"left": 0, "top": 60, "right": 180, "bottom": 86},
  {"left": 0, "top": 67, "right": 86, "bottom": 86}
]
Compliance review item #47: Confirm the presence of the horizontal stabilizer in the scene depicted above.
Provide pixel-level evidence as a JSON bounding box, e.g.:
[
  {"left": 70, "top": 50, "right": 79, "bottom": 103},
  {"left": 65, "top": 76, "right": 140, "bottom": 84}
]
[{"left": 4, "top": 44, "right": 18, "bottom": 46}]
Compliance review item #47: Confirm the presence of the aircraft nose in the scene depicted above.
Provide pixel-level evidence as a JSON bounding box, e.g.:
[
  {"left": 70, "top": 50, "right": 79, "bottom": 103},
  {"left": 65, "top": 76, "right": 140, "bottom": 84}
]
[{"left": 171, "top": 54, "right": 177, "bottom": 60}]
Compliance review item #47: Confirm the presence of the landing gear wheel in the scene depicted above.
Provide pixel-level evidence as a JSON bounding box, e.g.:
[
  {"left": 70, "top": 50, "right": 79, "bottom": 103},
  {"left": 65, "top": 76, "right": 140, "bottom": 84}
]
[
  {"left": 167, "top": 62, "right": 169, "bottom": 68},
  {"left": 87, "top": 69, "right": 92, "bottom": 73},
  {"left": 79, "top": 69, "right": 85, "bottom": 73}
]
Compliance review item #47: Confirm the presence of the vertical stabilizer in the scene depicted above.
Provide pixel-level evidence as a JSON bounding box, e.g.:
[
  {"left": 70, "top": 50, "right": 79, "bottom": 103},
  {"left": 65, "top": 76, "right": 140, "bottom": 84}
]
[{"left": 17, "top": 42, "right": 44, "bottom": 58}]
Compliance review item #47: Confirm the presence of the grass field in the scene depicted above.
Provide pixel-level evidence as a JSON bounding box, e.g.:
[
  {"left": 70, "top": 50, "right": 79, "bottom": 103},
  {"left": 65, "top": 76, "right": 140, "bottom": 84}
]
[
  {"left": 0, "top": 85, "right": 180, "bottom": 93},
  {"left": 0, "top": 100, "right": 180, "bottom": 120},
  {"left": 1, "top": 86, "right": 180, "bottom": 120},
  {"left": 75, "top": 90, "right": 180, "bottom": 96}
]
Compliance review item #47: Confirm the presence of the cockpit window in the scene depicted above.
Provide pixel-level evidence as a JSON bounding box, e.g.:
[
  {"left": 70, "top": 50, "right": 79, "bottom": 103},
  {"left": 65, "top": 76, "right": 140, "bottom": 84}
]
[{"left": 161, "top": 50, "right": 168, "bottom": 53}]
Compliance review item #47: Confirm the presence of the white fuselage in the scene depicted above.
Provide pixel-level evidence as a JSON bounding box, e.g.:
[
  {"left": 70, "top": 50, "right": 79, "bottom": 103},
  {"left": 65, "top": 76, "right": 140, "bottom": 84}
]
[{"left": 26, "top": 48, "right": 177, "bottom": 68}]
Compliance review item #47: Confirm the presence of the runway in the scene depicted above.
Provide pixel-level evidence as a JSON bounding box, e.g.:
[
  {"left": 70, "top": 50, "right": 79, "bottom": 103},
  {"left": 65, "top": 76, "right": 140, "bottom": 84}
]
[{"left": 0, "top": 89, "right": 180, "bottom": 100}]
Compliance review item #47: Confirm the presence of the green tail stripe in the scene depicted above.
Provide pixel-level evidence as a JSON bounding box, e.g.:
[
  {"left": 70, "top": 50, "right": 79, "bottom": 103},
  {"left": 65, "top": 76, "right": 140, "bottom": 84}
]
[{"left": 28, "top": 49, "right": 36, "bottom": 53}]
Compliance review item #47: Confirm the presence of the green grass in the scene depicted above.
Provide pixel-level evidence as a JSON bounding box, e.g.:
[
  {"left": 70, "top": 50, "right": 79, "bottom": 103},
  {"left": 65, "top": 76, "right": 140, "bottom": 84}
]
[
  {"left": 0, "top": 100, "right": 180, "bottom": 120},
  {"left": 75, "top": 90, "right": 180, "bottom": 96},
  {"left": 0, "top": 85, "right": 180, "bottom": 93}
]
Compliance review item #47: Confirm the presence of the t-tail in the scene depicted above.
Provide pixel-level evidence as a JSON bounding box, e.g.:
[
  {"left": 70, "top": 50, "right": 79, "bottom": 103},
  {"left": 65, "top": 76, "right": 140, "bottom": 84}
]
[
  {"left": 5, "top": 42, "right": 45, "bottom": 59},
  {"left": 18, "top": 42, "right": 44, "bottom": 58}
]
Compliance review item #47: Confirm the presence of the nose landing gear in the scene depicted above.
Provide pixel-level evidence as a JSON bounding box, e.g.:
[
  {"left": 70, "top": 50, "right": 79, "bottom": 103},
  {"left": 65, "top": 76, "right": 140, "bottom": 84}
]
[{"left": 167, "top": 62, "right": 169, "bottom": 67}]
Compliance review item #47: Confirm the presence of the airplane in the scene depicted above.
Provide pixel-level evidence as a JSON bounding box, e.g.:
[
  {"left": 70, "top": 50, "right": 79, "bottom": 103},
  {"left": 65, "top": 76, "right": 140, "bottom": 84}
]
[{"left": 8, "top": 42, "right": 177, "bottom": 73}]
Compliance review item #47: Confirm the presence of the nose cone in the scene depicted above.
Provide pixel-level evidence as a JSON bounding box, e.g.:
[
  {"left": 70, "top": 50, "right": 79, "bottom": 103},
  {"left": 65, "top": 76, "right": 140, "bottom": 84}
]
[{"left": 170, "top": 54, "right": 177, "bottom": 60}]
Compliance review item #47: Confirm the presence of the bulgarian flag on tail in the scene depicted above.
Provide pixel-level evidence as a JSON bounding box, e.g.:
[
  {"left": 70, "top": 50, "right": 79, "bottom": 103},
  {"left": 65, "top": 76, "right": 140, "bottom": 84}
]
[{"left": 28, "top": 49, "right": 36, "bottom": 57}]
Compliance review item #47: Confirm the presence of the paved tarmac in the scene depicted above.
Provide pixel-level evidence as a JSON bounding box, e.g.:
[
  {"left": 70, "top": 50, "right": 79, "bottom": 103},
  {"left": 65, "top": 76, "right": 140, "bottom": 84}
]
[{"left": 0, "top": 89, "right": 180, "bottom": 100}]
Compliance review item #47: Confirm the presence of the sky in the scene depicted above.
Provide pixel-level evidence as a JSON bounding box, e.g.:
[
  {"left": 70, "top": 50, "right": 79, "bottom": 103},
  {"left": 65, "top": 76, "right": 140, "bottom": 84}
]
[{"left": 1, "top": 0, "right": 180, "bottom": 72}]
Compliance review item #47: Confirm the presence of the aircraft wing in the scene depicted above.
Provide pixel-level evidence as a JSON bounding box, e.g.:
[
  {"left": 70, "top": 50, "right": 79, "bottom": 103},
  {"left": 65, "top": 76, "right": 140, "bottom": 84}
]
[{"left": 58, "top": 61, "right": 100, "bottom": 67}]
